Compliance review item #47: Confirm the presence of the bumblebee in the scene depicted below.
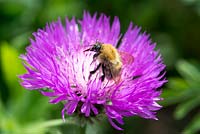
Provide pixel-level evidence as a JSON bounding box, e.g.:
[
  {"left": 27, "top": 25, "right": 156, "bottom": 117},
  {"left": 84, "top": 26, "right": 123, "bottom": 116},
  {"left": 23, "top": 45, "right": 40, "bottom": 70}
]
[{"left": 84, "top": 42, "right": 133, "bottom": 82}]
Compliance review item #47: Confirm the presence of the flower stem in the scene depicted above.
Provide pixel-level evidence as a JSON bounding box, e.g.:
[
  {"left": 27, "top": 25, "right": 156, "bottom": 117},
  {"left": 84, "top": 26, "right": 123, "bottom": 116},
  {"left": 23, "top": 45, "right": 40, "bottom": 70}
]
[{"left": 79, "top": 124, "right": 87, "bottom": 134}]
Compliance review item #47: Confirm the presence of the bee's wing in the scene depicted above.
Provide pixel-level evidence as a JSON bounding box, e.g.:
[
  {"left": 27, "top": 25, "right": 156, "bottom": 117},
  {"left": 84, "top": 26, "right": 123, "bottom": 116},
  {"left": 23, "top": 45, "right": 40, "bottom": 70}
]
[{"left": 119, "top": 51, "right": 134, "bottom": 65}]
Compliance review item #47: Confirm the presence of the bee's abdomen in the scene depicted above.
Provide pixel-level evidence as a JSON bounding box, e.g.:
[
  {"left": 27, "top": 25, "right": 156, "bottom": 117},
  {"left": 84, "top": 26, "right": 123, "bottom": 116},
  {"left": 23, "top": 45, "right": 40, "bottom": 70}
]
[{"left": 103, "top": 60, "right": 122, "bottom": 79}]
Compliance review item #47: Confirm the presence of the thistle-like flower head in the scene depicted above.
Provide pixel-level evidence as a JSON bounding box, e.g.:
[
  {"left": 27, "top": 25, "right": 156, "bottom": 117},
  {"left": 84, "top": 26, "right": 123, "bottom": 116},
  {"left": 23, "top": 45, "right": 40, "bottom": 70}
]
[{"left": 19, "top": 12, "right": 167, "bottom": 130}]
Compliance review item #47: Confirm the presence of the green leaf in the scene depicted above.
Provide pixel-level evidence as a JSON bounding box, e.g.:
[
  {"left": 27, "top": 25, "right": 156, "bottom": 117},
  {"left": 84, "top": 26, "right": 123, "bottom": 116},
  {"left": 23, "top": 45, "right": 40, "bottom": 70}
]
[
  {"left": 161, "top": 78, "right": 189, "bottom": 106},
  {"left": 166, "top": 78, "right": 189, "bottom": 90},
  {"left": 11, "top": 91, "right": 53, "bottom": 124},
  {"left": 161, "top": 88, "right": 197, "bottom": 107},
  {"left": 0, "top": 100, "right": 5, "bottom": 119},
  {"left": 22, "top": 119, "right": 65, "bottom": 134},
  {"left": 163, "top": 60, "right": 200, "bottom": 107},
  {"left": 183, "top": 113, "right": 200, "bottom": 134},
  {"left": 174, "top": 95, "right": 200, "bottom": 120},
  {"left": 0, "top": 111, "right": 21, "bottom": 134},
  {"left": 0, "top": 42, "right": 26, "bottom": 101},
  {"left": 176, "top": 60, "right": 200, "bottom": 83},
  {"left": 0, "top": 102, "right": 5, "bottom": 130},
  {"left": 22, "top": 118, "right": 78, "bottom": 134}
]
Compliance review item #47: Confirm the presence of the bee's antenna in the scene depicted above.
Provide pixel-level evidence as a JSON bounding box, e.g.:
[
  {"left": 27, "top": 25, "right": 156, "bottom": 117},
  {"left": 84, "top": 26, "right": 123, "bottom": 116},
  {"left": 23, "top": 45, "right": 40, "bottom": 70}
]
[
  {"left": 96, "top": 39, "right": 99, "bottom": 43},
  {"left": 95, "top": 39, "right": 103, "bottom": 44},
  {"left": 88, "top": 44, "right": 94, "bottom": 47},
  {"left": 83, "top": 48, "right": 91, "bottom": 52}
]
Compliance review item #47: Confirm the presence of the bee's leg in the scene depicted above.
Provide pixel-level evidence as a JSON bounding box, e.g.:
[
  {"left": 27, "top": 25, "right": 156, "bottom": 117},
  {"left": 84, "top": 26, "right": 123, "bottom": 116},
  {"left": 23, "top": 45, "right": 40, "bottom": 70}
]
[
  {"left": 100, "top": 64, "right": 106, "bottom": 82},
  {"left": 90, "top": 53, "right": 100, "bottom": 65},
  {"left": 93, "top": 52, "right": 100, "bottom": 60},
  {"left": 132, "top": 75, "right": 141, "bottom": 80},
  {"left": 89, "top": 63, "right": 102, "bottom": 79}
]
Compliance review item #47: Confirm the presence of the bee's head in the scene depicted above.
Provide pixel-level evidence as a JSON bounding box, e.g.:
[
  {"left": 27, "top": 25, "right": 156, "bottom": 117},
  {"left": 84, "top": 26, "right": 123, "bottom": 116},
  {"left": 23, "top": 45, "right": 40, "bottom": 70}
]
[{"left": 84, "top": 42, "right": 102, "bottom": 52}]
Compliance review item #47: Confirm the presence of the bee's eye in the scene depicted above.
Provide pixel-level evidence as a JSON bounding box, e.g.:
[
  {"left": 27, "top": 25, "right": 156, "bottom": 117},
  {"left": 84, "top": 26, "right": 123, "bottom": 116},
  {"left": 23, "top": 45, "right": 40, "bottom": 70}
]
[
  {"left": 96, "top": 45, "right": 101, "bottom": 50},
  {"left": 93, "top": 44, "right": 101, "bottom": 52}
]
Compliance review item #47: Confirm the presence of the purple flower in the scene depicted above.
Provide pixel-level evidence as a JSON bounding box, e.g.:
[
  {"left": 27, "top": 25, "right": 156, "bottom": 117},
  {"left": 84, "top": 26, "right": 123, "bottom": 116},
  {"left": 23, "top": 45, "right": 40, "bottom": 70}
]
[{"left": 19, "top": 11, "right": 167, "bottom": 130}]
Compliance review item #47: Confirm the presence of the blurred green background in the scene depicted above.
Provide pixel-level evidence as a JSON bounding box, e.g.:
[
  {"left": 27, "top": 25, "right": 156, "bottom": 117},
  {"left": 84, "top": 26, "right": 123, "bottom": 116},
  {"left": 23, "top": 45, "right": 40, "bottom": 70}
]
[{"left": 0, "top": 0, "right": 200, "bottom": 134}]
